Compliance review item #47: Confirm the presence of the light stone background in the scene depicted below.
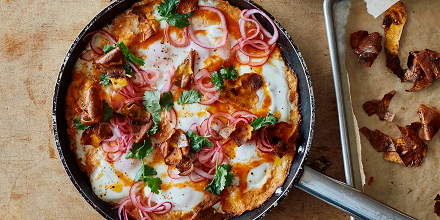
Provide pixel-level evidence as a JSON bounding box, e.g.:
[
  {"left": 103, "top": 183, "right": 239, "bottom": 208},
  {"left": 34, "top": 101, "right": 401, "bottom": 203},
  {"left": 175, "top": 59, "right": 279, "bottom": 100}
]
[{"left": 0, "top": 0, "right": 348, "bottom": 219}]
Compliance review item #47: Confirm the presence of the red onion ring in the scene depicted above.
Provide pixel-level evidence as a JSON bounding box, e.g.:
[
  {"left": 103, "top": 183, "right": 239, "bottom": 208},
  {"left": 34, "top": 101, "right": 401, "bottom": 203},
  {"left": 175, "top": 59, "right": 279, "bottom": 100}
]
[
  {"left": 80, "top": 49, "right": 99, "bottom": 61},
  {"left": 242, "top": 9, "right": 279, "bottom": 46},
  {"left": 231, "top": 110, "right": 258, "bottom": 120},
  {"left": 193, "top": 167, "right": 214, "bottom": 180},
  {"left": 160, "top": 65, "right": 175, "bottom": 93},
  {"left": 195, "top": 69, "right": 218, "bottom": 93},
  {"left": 256, "top": 136, "right": 273, "bottom": 153},
  {"left": 101, "top": 140, "right": 120, "bottom": 153},
  {"left": 188, "top": 6, "right": 228, "bottom": 49},
  {"left": 129, "top": 181, "right": 173, "bottom": 213},
  {"left": 207, "top": 112, "right": 234, "bottom": 139},
  {"left": 140, "top": 69, "right": 160, "bottom": 85},
  {"left": 105, "top": 151, "right": 123, "bottom": 163},
  {"left": 260, "top": 127, "right": 272, "bottom": 149},
  {"left": 85, "top": 30, "right": 117, "bottom": 55},
  {"left": 117, "top": 199, "right": 131, "bottom": 220},
  {"left": 167, "top": 165, "right": 182, "bottom": 179},
  {"left": 188, "top": 172, "right": 205, "bottom": 182},
  {"left": 164, "top": 24, "right": 190, "bottom": 47}
]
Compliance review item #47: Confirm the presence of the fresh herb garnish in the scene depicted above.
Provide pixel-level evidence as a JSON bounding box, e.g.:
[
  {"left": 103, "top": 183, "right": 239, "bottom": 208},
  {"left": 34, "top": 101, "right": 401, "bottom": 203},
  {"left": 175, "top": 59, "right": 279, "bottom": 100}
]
[
  {"left": 210, "top": 65, "right": 238, "bottom": 92},
  {"left": 157, "top": 0, "right": 193, "bottom": 29},
  {"left": 103, "top": 44, "right": 115, "bottom": 54},
  {"left": 126, "top": 138, "right": 162, "bottom": 194},
  {"left": 73, "top": 118, "right": 88, "bottom": 130},
  {"left": 250, "top": 113, "right": 278, "bottom": 131},
  {"left": 122, "top": 63, "right": 133, "bottom": 77},
  {"left": 160, "top": 91, "right": 174, "bottom": 111},
  {"left": 143, "top": 90, "right": 162, "bottom": 135},
  {"left": 102, "top": 41, "right": 145, "bottom": 66},
  {"left": 134, "top": 165, "right": 162, "bottom": 194},
  {"left": 125, "top": 138, "right": 154, "bottom": 160},
  {"left": 205, "top": 157, "right": 233, "bottom": 195},
  {"left": 99, "top": 74, "right": 111, "bottom": 86},
  {"left": 186, "top": 130, "right": 213, "bottom": 152},
  {"left": 102, "top": 101, "right": 114, "bottom": 122},
  {"left": 177, "top": 89, "right": 202, "bottom": 105}
]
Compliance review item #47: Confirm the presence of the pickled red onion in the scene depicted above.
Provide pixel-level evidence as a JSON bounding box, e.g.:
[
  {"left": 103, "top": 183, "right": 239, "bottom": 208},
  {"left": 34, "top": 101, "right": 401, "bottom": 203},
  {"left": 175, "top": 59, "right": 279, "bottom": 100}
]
[
  {"left": 188, "top": 6, "right": 228, "bottom": 49},
  {"left": 164, "top": 24, "right": 190, "bottom": 47}
]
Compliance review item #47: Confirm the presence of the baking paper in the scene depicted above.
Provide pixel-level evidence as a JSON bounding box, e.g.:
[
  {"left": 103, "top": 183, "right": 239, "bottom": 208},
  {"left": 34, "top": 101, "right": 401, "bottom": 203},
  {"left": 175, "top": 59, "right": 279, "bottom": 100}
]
[
  {"left": 364, "top": 0, "right": 399, "bottom": 18},
  {"left": 344, "top": 0, "right": 440, "bottom": 219}
]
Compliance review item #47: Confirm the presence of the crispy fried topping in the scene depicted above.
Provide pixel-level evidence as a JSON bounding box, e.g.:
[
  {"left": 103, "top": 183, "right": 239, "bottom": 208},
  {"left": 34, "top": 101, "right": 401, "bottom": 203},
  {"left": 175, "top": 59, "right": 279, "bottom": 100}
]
[
  {"left": 218, "top": 73, "right": 263, "bottom": 109},
  {"left": 95, "top": 47, "right": 124, "bottom": 65},
  {"left": 403, "top": 51, "right": 432, "bottom": 91},
  {"left": 116, "top": 101, "right": 153, "bottom": 143},
  {"left": 176, "top": 0, "right": 199, "bottom": 14},
  {"left": 350, "top": 31, "right": 382, "bottom": 67},
  {"left": 265, "top": 122, "right": 297, "bottom": 157},
  {"left": 194, "top": 193, "right": 221, "bottom": 213},
  {"left": 132, "top": 2, "right": 160, "bottom": 42},
  {"left": 396, "top": 122, "right": 427, "bottom": 167},
  {"left": 435, "top": 201, "right": 440, "bottom": 217},
  {"left": 96, "top": 63, "right": 128, "bottom": 89},
  {"left": 362, "top": 90, "right": 396, "bottom": 122},
  {"left": 219, "top": 121, "right": 253, "bottom": 147},
  {"left": 85, "top": 86, "right": 104, "bottom": 123},
  {"left": 359, "top": 127, "right": 395, "bottom": 152},
  {"left": 383, "top": 1, "right": 407, "bottom": 79},
  {"left": 192, "top": 207, "right": 225, "bottom": 220},
  {"left": 173, "top": 50, "right": 195, "bottom": 89},
  {"left": 80, "top": 123, "right": 113, "bottom": 147},
  {"left": 418, "top": 104, "right": 440, "bottom": 141},
  {"left": 164, "top": 129, "right": 194, "bottom": 175}
]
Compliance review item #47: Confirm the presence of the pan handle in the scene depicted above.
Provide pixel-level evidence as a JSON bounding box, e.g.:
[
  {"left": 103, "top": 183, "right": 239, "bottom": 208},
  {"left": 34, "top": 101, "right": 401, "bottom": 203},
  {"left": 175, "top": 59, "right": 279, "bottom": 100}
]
[{"left": 295, "top": 166, "right": 416, "bottom": 220}]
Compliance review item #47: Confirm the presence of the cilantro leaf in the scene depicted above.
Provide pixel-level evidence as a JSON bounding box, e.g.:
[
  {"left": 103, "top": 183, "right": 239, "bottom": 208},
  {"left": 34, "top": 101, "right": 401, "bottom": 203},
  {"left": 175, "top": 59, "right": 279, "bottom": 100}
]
[
  {"left": 160, "top": 91, "right": 174, "bottom": 111},
  {"left": 210, "top": 71, "right": 224, "bottom": 92},
  {"left": 122, "top": 63, "right": 133, "bottom": 77},
  {"left": 134, "top": 164, "right": 157, "bottom": 182},
  {"left": 115, "top": 42, "right": 145, "bottom": 66},
  {"left": 220, "top": 65, "right": 238, "bottom": 81},
  {"left": 99, "top": 74, "right": 111, "bottom": 86},
  {"left": 145, "top": 177, "right": 162, "bottom": 194},
  {"left": 186, "top": 130, "right": 213, "bottom": 152},
  {"left": 103, "top": 42, "right": 145, "bottom": 66},
  {"left": 210, "top": 65, "right": 238, "bottom": 92},
  {"left": 102, "top": 101, "right": 114, "bottom": 123},
  {"left": 205, "top": 164, "right": 233, "bottom": 195},
  {"left": 143, "top": 90, "right": 162, "bottom": 135},
  {"left": 103, "top": 44, "right": 115, "bottom": 54},
  {"left": 157, "top": 0, "right": 193, "bottom": 29},
  {"left": 73, "top": 118, "right": 88, "bottom": 130},
  {"left": 134, "top": 165, "right": 162, "bottom": 194},
  {"left": 125, "top": 138, "right": 154, "bottom": 160},
  {"left": 250, "top": 113, "right": 278, "bottom": 131},
  {"left": 177, "top": 89, "right": 202, "bottom": 105}
]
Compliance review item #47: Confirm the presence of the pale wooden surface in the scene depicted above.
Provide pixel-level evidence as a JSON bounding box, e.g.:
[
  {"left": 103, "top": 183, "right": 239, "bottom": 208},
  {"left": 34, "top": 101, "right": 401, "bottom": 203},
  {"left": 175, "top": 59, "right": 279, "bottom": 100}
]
[{"left": 0, "top": 0, "right": 349, "bottom": 219}]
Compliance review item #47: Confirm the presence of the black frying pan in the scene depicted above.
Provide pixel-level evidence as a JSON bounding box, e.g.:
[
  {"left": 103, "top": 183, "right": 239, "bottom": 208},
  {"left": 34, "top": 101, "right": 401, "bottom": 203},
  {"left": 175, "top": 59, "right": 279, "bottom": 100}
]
[{"left": 52, "top": 0, "right": 415, "bottom": 219}]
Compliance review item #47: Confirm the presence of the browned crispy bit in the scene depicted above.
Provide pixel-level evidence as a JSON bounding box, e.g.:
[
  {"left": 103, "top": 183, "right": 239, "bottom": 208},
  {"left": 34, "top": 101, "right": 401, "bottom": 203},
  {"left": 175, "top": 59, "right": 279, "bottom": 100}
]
[
  {"left": 163, "top": 129, "right": 194, "bottom": 175},
  {"left": 435, "top": 201, "right": 440, "bottom": 217},
  {"left": 219, "top": 121, "right": 253, "bottom": 147},
  {"left": 85, "top": 86, "right": 104, "bottom": 123},
  {"left": 414, "top": 49, "right": 440, "bottom": 83},
  {"left": 192, "top": 207, "right": 225, "bottom": 220},
  {"left": 176, "top": 0, "right": 199, "bottom": 15},
  {"left": 265, "top": 122, "right": 296, "bottom": 157},
  {"left": 402, "top": 50, "right": 436, "bottom": 92},
  {"left": 95, "top": 47, "right": 124, "bottom": 65},
  {"left": 418, "top": 104, "right": 440, "bottom": 141},
  {"left": 218, "top": 73, "right": 263, "bottom": 109},
  {"left": 117, "top": 101, "right": 153, "bottom": 143},
  {"left": 172, "top": 50, "right": 195, "bottom": 89},
  {"left": 132, "top": 2, "right": 159, "bottom": 42},
  {"left": 193, "top": 193, "right": 221, "bottom": 213},
  {"left": 362, "top": 90, "right": 396, "bottom": 122},
  {"left": 383, "top": 1, "right": 407, "bottom": 79},
  {"left": 396, "top": 122, "right": 427, "bottom": 167},
  {"left": 350, "top": 31, "right": 382, "bottom": 67},
  {"left": 229, "top": 121, "right": 253, "bottom": 147},
  {"left": 80, "top": 123, "right": 113, "bottom": 147},
  {"left": 359, "top": 127, "right": 395, "bottom": 152}
]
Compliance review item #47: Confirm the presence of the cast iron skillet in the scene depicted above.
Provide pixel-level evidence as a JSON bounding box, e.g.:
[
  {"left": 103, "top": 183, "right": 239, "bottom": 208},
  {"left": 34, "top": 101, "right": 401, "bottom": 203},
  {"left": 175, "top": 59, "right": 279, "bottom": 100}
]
[{"left": 52, "top": 0, "right": 415, "bottom": 219}]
